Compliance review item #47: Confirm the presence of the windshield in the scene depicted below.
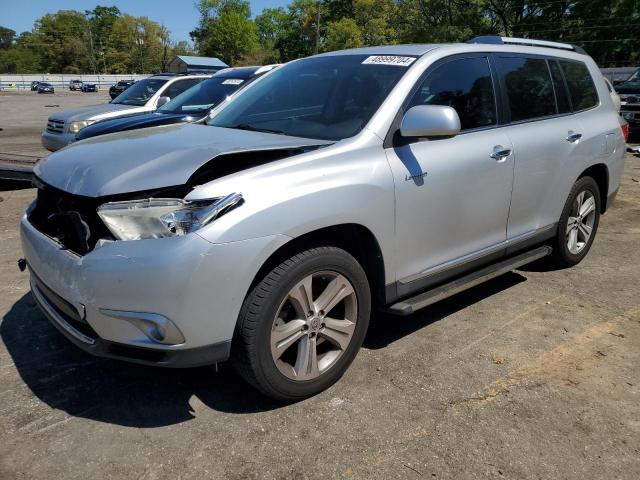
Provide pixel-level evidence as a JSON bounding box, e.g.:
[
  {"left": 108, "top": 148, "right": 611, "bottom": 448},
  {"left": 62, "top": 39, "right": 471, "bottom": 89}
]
[
  {"left": 208, "top": 55, "right": 415, "bottom": 140},
  {"left": 624, "top": 69, "right": 640, "bottom": 85},
  {"left": 112, "top": 78, "right": 167, "bottom": 106},
  {"left": 158, "top": 76, "right": 247, "bottom": 115}
]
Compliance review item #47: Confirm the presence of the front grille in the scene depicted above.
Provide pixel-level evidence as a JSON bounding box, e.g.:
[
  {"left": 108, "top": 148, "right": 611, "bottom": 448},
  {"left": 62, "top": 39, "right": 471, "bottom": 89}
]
[
  {"left": 29, "top": 184, "right": 114, "bottom": 255},
  {"left": 46, "top": 119, "right": 65, "bottom": 134}
]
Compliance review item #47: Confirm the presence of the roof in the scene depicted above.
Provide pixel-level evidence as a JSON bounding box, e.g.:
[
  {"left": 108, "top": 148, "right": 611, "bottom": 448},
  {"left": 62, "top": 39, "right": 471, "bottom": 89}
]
[
  {"left": 213, "top": 65, "right": 279, "bottom": 79},
  {"left": 174, "top": 55, "right": 228, "bottom": 68},
  {"left": 317, "top": 44, "right": 441, "bottom": 57}
]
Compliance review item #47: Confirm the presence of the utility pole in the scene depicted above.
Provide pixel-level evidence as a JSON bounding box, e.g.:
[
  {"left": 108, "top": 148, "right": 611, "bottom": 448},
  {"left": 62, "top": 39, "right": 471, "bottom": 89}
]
[{"left": 315, "top": 1, "right": 320, "bottom": 54}]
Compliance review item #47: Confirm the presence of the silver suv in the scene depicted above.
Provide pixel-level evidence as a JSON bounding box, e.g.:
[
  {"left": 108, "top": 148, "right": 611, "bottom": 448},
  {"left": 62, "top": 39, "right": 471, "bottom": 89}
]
[
  {"left": 41, "top": 74, "right": 211, "bottom": 152},
  {"left": 21, "top": 38, "right": 626, "bottom": 401}
]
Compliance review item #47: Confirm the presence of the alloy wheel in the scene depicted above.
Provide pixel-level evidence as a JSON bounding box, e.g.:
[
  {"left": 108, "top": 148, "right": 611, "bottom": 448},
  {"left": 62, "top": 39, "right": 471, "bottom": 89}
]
[
  {"left": 270, "top": 271, "right": 358, "bottom": 381},
  {"left": 566, "top": 190, "right": 596, "bottom": 254}
]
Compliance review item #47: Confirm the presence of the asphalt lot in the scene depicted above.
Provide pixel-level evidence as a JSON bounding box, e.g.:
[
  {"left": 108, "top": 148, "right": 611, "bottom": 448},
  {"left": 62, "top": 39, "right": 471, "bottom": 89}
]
[
  {"left": 0, "top": 90, "right": 639, "bottom": 479},
  {"left": 0, "top": 89, "right": 111, "bottom": 159}
]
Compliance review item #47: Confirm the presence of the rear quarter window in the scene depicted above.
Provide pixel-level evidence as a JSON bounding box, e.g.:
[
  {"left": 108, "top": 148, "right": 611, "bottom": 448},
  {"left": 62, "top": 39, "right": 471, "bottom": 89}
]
[{"left": 559, "top": 60, "right": 599, "bottom": 111}]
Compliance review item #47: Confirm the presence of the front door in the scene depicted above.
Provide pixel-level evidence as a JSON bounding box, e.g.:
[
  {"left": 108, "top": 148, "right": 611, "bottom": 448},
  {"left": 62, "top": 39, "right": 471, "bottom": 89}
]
[{"left": 385, "top": 55, "right": 514, "bottom": 295}]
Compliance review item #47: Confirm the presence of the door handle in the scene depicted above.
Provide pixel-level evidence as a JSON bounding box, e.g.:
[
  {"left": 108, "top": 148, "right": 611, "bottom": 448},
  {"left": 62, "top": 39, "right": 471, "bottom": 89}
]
[
  {"left": 566, "top": 131, "right": 583, "bottom": 143},
  {"left": 490, "top": 146, "right": 512, "bottom": 162}
]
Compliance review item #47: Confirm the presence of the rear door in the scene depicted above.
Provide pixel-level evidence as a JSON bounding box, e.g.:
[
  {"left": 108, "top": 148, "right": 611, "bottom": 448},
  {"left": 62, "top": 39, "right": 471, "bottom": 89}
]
[
  {"left": 496, "top": 55, "right": 587, "bottom": 240},
  {"left": 385, "top": 55, "right": 514, "bottom": 294}
]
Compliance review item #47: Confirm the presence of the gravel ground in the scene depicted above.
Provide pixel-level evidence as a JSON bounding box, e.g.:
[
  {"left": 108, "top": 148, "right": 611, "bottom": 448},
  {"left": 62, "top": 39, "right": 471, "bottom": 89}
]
[{"left": 0, "top": 90, "right": 639, "bottom": 479}]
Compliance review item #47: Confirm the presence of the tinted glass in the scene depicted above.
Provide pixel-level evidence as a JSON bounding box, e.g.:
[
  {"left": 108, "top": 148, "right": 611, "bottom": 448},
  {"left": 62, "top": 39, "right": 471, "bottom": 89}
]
[
  {"left": 209, "top": 55, "right": 413, "bottom": 141},
  {"left": 407, "top": 57, "right": 496, "bottom": 130},
  {"left": 112, "top": 78, "right": 167, "bottom": 106},
  {"left": 498, "top": 57, "right": 556, "bottom": 121},
  {"left": 159, "top": 76, "right": 248, "bottom": 114},
  {"left": 548, "top": 60, "right": 571, "bottom": 114},
  {"left": 560, "top": 60, "right": 598, "bottom": 111},
  {"left": 162, "top": 78, "right": 204, "bottom": 100}
]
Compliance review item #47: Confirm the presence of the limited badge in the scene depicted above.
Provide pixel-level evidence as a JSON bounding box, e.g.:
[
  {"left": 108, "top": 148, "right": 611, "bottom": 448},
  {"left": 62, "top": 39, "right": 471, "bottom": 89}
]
[
  {"left": 362, "top": 56, "right": 416, "bottom": 67},
  {"left": 222, "top": 79, "right": 244, "bottom": 85}
]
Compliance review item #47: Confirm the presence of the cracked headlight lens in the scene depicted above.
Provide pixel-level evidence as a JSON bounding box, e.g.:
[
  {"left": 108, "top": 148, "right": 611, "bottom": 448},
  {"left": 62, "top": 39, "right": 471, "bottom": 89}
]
[
  {"left": 68, "top": 120, "right": 96, "bottom": 133},
  {"left": 97, "top": 193, "right": 243, "bottom": 241}
]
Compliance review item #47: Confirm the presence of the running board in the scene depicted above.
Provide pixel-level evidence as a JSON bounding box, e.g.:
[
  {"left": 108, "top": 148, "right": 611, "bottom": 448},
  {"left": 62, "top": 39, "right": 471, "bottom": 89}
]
[{"left": 387, "top": 246, "right": 552, "bottom": 316}]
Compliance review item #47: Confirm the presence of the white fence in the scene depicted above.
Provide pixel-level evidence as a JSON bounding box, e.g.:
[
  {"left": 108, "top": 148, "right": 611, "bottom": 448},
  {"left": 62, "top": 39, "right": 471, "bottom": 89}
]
[{"left": 0, "top": 74, "right": 148, "bottom": 90}]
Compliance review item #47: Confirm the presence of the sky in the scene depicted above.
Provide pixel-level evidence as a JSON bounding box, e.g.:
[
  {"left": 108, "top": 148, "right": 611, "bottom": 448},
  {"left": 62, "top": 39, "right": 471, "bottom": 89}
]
[{"left": 0, "top": 0, "right": 288, "bottom": 44}]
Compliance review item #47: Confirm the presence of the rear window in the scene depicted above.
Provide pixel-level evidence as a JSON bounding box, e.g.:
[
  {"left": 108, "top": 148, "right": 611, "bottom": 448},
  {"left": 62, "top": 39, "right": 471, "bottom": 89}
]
[
  {"left": 497, "top": 56, "right": 556, "bottom": 122},
  {"left": 559, "top": 60, "right": 598, "bottom": 111}
]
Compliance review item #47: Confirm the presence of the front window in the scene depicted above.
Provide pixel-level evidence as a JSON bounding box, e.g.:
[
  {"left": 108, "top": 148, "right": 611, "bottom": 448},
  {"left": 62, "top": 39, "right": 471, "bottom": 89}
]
[
  {"left": 112, "top": 78, "right": 167, "bottom": 106},
  {"left": 407, "top": 56, "right": 497, "bottom": 130},
  {"left": 623, "top": 69, "right": 640, "bottom": 85},
  {"left": 208, "top": 55, "right": 415, "bottom": 140},
  {"left": 158, "top": 76, "right": 248, "bottom": 115}
]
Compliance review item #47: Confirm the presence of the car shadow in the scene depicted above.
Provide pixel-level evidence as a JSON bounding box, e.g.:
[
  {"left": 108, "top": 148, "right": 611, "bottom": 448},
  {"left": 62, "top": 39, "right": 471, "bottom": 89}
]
[
  {"left": 2, "top": 272, "right": 526, "bottom": 428},
  {"left": 364, "top": 271, "right": 526, "bottom": 349}
]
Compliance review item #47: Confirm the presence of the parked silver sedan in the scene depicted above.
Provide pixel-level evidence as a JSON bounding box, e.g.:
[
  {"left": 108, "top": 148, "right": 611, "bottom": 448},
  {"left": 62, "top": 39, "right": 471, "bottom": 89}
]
[{"left": 22, "top": 39, "right": 625, "bottom": 400}]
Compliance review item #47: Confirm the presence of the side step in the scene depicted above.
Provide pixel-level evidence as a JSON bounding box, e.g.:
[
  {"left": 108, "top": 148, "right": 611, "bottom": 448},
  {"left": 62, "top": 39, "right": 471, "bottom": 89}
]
[{"left": 388, "top": 246, "right": 552, "bottom": 316}]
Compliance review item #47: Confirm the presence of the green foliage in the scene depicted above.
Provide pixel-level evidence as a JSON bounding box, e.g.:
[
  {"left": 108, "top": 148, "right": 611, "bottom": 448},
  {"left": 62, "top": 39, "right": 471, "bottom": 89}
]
[
  {"left": 191, "top": 0, "right": 258, "bottom": 65},
  {"left": 0, "top": 26, "right": 15, "bottom": 50},
  {"left": 1, "top": 1, "right": 638, "bottom": 73},
  {"left": 0, "top": 6, "right": 198, "bottom": 73}
]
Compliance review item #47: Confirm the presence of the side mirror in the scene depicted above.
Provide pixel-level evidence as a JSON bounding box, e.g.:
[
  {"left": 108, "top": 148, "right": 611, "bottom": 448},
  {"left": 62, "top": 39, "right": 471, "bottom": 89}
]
[
  {"left": 156, "top": 96, "right": 171, "bottom": 108},
  {"left": 400, "top": 105, "right": 461, "bottom": 139}
]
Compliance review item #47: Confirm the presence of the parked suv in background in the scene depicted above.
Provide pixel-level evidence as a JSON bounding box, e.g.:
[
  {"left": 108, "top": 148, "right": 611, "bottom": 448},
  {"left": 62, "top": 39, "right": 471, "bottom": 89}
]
[
  {"left": 22, "top": 38, "right": 625, "bottom": 401},
  {"left": 42, "top": 73, "right": 211, "bottom": 151},
  {"left": 75, "top": 65, "right": 279, "bottom": 142},
  {"left": 69, "top": 79, "right": 83, "bottom": 91},
  {"left": 109, "top": 80, "right": 135, "bottom": 99},
  {"left": 615, "top": 68, "right": 640, "bottom": 133}
]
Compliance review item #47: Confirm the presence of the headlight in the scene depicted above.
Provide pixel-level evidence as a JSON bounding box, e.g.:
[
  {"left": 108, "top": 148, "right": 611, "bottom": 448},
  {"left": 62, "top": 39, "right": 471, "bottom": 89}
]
[
  {"left": 68, "top": 120, "right": 96, "bottom": 133},
  {"left": 97, "top": 192, "right": 243, "bottom": 241}
]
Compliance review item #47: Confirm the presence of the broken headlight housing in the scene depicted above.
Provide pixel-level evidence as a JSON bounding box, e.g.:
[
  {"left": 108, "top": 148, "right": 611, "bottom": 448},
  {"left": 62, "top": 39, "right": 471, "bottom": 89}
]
[{"left": 97, "top": 192, "right": 243, "bottom": 241}]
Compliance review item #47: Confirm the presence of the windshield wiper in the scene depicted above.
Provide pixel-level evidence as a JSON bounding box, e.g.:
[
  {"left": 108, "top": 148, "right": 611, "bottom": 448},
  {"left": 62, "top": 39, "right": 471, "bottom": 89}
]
[{"left": 229, "top": 123, "right": 285, "bottom": 135}]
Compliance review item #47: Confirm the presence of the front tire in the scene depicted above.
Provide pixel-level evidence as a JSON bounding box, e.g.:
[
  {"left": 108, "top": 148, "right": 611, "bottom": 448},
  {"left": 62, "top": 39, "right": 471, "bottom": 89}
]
[
  {"left": 550, "top": 176, "right": 601, "bottom": 267},
  {"left": 232, "top": 246, "right": 371, "bottom": 401}
]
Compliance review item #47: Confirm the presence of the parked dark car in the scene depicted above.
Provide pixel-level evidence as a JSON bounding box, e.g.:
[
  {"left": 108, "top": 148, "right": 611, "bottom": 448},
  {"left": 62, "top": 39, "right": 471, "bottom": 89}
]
[
  {"left": 31, "top": 81, "right": 41, "bottom": 91},
  {"left": 81, "top": 83, "right": 98, "bottom": 92},
  {"left": 109, "top": 80, "right": 135, "bottom": 99},
  {"left": 615, "top": 68, "right": 640, "bottom": 134},
  {"left": 76, "top": 65, "right": 279, "bottom": 142},
  {"left": 37, "top": 82, "right": 54, "bottom": 94}
]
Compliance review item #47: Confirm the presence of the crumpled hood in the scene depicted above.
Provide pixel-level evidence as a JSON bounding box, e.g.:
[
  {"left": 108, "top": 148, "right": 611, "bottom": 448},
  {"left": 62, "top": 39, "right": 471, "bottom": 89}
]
[
  {"left": 36, "top": 123, "right": 331, "bottom": 197},
  {"left": 48, "top": 103, "right": 147, "bottom": 122}
]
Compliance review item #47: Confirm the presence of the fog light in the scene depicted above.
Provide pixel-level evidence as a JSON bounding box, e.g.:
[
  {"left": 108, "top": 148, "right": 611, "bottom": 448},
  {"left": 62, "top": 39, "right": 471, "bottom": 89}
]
[{"left": 99, "top": 309, "right": 185, "bottom": 345}]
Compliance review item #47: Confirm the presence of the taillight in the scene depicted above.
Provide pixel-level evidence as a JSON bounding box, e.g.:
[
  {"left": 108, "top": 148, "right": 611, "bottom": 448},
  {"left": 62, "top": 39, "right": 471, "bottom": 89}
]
[{"left": 621, "top": 121, "right": 629, "bottom": 142}]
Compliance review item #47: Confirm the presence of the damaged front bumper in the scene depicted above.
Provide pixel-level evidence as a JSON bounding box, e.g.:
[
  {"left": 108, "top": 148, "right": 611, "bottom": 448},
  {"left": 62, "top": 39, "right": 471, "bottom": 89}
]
[{"left": 20, "top": 210, "right": 289, "bottom": 367}]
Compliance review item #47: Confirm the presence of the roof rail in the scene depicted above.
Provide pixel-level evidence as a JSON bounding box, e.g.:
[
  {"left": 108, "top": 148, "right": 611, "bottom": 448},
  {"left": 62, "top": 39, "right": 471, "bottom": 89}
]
[{"left": 467, "top": 35, "right": 586, "bottom": 55}]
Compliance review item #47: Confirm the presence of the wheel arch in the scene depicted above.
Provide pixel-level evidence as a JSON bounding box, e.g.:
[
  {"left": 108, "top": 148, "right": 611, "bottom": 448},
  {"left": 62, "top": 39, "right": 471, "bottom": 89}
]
[
  {"left": 246, "top": 223, "right": 387, "bottom": 308},
  {"left": 578, "top": 163, "right": 609, "bottom": 213}
]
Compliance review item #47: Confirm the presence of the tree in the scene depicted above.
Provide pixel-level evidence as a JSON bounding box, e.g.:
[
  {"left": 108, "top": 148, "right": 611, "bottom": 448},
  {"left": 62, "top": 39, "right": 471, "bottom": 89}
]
[
  {"left": 324, "top": 18, "right": 363, "bottom": 51},
  {"left": 0, "top": 26, "right": 15, "bottom": 49},
  {"left": 191, "top": 0, "right": 258, "bottom": 65}
]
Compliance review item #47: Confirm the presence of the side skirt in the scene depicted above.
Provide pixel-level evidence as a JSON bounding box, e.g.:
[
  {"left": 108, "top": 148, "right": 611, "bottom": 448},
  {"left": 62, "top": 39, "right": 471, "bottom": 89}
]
[{"left": 387, "top": 246, "right": 552, "bottom": 316}]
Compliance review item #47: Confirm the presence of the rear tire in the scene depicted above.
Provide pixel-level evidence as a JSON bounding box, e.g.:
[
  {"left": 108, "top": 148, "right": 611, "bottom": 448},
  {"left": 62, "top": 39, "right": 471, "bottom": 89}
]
[
  {"left": 232, "top": 246, "right": 371, "bottom": 401},
  {"left": 550, "top": 176, "right": 601, "bottom": 268}
]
